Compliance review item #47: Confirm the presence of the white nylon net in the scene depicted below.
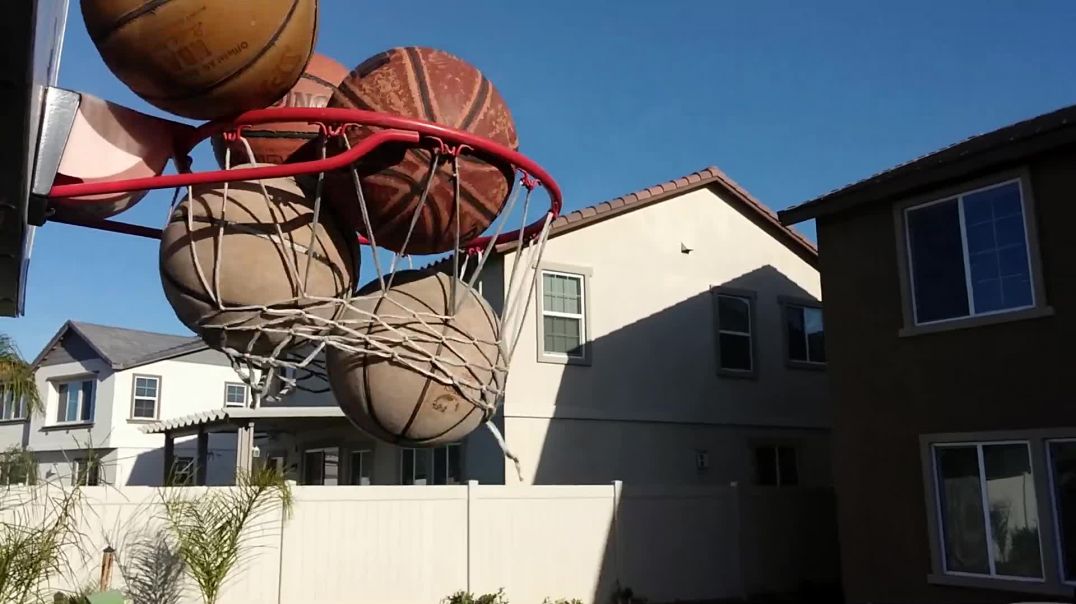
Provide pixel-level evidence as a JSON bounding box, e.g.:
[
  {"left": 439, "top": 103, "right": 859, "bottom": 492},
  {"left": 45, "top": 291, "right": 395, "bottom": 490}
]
[{"left": 165, "top": 133, "right": 553, "bottom": 476}]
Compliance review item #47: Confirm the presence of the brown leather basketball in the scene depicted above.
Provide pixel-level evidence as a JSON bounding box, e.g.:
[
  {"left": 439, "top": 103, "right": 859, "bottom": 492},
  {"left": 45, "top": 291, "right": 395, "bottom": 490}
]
[
  {"left": 80, "top": 0, "right": 319, "bottom": 120},
  {"left": 211, "top": 52, "right": 349, "bottom": 167},
  {"left": 325, "top": 47, "right": 518, "bottom": 255},
  {"left": 326, "top": 271, "right": 505, "bottom": 446}
]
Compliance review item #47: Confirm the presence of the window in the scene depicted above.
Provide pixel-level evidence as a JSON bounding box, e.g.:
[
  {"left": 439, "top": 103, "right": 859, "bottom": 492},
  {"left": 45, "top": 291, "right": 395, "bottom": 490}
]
[
  {"left": 55, "top": 379, "right": 94, "bottom": 424},
  {"left": 932, "top": 442, "right": 1043, "bottom": 579},
  {"left": 1048, "top": 440, "right": 1076, "bottom": 583},
  {"left": 538, "top": 269, "right": 588, "bottom": 363},
  {"left": 73, "top": 458, "right": 100, "bottom": 486},
  {"left": 349, "top": 450, "right": 371, "bottom": 485},
  {"left": 170, "top": 456, "right": 195, "bottom": 486},
  {"left": 402, "top": 445, "right": 461, "bottom": 485},
  {"left": 0, "top": 390, "right": 26, "bottom": 421},
  {"left": 905, "top": 180, "right": 1036, "bottom": 325},
  {"left": 131, "top": 376, "right": 160, "bottom": 419},
  {"left": 225, "top": 382, "right": 248, "bottom": 408},
  {"left": 713, "top": 292, "right": 754, "bottom": 374},
  {"left": 302, "top": 448, "right": 339, "bottom": 485},
  {"left": 785, "top": 303, "right": 825, "bottom": 365},
  {"left": 755, "top": 445, "right": 798, "bottom": 486}
]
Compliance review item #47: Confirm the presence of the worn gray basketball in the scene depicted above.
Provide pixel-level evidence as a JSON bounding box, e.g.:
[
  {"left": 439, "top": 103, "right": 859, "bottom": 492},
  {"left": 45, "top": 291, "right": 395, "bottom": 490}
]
[
  {"left": 159, "top": 168, "right": 356, "bottom": 354},
  {"left": 326, "top": 271, "right": 505, "bottom": 446}
]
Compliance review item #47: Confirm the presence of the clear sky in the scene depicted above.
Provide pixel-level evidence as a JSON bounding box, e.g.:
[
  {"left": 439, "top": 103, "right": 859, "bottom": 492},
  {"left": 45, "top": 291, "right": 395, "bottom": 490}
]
[{"left": 6, "top": 0, "right": 1076, "bottom": 357}]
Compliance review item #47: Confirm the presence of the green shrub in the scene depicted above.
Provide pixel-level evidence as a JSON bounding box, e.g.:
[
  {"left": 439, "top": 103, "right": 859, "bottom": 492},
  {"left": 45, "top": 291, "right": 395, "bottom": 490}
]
[
  {"left": 442, "top": 587, "right": 509, "bottom": 604},
  {"left": 543, "top": 598, "right": 584, "bottom": 604}
]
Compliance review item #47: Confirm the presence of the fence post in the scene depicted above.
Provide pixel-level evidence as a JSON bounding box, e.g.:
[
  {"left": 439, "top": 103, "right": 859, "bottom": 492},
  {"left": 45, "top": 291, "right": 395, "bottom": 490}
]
[
  {"left": 467, "top": 479, "right": 478, "bottom": 593},
  {"left": 612, "top": 480, "right": 623, "bottom": 591}
]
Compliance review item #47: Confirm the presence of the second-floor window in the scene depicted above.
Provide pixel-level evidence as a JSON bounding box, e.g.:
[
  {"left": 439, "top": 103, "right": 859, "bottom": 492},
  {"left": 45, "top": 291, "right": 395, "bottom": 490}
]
[
  {"left": 905, "top": 179, "right": 1035, "bottom": 325},
  {"left": 131, "top": 376, "right": 160, "bottom": 420},
  {"left": 785, "top": 303, "right": 825, "bottom": 365},
  {"left": 540, "top": 270, "right": 587, "bottom": 361},
  {"left": 225, "top": 382, "right": 248, "bottom": 408},
  {"left": 0, "top": 391, "right": 26, "bottom": 421},
  {"left": 56, "top": 379, "right": 94, "bottom": 424},
  {"left": 714, "top": 293, "right": 754, "bottom": 373}
]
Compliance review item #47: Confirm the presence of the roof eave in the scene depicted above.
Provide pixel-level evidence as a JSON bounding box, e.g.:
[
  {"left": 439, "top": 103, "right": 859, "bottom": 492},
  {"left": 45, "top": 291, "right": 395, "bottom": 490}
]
[{"left": 779, "top": 107, "right": 1076, "bottom": 226}]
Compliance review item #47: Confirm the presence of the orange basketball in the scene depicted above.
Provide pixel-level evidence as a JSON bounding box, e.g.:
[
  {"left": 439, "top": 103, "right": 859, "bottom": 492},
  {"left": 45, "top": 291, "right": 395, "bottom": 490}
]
[
  {"left": 324, "top": 47, "right": 518, "bottom": 254},
  {"left": 211, "top": 53, "right": 349, "bottom": 168}
]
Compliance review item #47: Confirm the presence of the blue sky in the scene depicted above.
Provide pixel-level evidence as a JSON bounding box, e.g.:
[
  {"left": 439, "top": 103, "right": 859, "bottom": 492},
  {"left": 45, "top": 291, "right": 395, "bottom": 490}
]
[{"left": 6, "top": 0, "right": 1076, "bottom": 357}]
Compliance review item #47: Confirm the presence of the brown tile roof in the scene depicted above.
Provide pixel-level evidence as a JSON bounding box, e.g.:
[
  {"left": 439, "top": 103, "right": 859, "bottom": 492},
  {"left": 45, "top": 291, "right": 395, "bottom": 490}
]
[
  {"left": 779, "top": 102, "right": 1076, "bottom": 225},
  {"left": 496, "top": 166, "right": 818, "bottom": 265}
]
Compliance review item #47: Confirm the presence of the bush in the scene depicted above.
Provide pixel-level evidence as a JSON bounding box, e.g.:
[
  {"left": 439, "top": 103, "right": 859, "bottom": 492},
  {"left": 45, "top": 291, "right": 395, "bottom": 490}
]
[{"left": 442, "top": 588, "right": 510, "bottom": 604}]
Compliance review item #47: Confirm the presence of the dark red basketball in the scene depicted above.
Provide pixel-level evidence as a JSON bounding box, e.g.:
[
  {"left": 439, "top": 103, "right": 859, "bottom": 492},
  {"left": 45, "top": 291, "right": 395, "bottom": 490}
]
[
  {"left": 211, "top": 53, "right": 350, "bottom": 167},
  {"left": 324, "top": 47, "right": 518, "bottom": 255}
]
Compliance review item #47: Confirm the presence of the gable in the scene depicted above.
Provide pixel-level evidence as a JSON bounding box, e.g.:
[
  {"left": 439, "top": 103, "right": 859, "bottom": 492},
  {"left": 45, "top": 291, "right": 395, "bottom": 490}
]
[{"left": 37, "top": 331, "right": 100, "bottom": 367}]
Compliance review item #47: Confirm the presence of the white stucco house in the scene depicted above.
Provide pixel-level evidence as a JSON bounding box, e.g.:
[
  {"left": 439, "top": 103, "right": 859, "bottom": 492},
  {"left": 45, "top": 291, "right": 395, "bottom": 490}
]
[
  {"left": 139, "top": 165, "right": 832, "bottom": 488},
  {"left": 3, "top": 165, "right": 831, "bottom": 489},
  {"left": 0, "top": 321, "right": 242, "bottom": 486}
]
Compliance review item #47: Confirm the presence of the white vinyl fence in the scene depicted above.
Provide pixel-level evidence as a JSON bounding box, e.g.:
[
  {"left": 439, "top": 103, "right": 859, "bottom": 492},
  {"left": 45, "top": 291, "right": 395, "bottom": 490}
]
[{"left": 5, "top": 482, "right": 838, "bottom": 604}]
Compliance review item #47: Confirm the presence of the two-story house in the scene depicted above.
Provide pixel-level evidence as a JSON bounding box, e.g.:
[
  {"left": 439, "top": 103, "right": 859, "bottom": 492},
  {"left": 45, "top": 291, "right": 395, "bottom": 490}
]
[
  {"left": 779, "top": 103, "right": 1076, "bottom": 603},
  {"left": 1, "top": 321, "right": 245, "bottom": 486},
  {"left": 142, "top": 166, "right": 833, "bottom": 489}
]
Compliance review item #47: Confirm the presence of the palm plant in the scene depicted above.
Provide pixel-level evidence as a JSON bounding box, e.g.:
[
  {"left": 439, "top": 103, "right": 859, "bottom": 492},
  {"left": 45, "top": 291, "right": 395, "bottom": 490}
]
[
  {"left": 160, "top": 466, "right": 293, "bottom": 604},
  {"left": 0, "top": 333, "right": 41, "bottom": 415},
  {"left": 0, "top": 485, "right": 83, "bottom": 603}
]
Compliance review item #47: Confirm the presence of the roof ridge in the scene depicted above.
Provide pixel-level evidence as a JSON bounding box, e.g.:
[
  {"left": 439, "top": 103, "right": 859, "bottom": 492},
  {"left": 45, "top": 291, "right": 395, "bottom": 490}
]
[{"left": 69, "top": 320, "right": 195, "bottom": 340}]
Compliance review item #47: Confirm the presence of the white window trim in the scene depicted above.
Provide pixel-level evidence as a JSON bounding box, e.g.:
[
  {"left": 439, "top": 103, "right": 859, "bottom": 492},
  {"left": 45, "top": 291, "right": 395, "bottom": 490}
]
[
  {"left": 931, "top": 441, "right": 1045, "bottom": 582},
  {"left": 1046, "top": 438, "right": 1076, "bottom": 587},
  {"left": 72, "top": 458, "right": 101, "bottom": 487},
  {"left": 890, "top": 170, "right": 1050, "bottom": 340},
  {"left": 401, "top": 445, "right": 462, "bottom": 485},
  {"left": 224, "top": 382, "right": 249, "bottom": 408},
  {"left": 130, "top": 374, "right": 161, "bottom": 420},
  {"left": 53, "top": 377, "right": 95, "bottom": 426},
  {"left": 920, "top": 429, "right": 1076, "bottom": 596},
  {"left": 711, "top": 287, "right": 757, "bottom": 378},
  {"left": 535, "top": 263, "right": 593, "bottom": 366},
  {"left": 0, "top": 391, "right": 27, "bottom": 422},
  {"left": 302, "top": 447, "right": 340, "bottom": 486}
]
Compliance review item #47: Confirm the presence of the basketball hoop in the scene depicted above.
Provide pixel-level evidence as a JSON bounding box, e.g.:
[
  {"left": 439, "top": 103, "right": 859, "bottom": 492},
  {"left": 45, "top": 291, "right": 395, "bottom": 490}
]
[{"left": 46, "top": 107, "right": 561, "bottom": 474}]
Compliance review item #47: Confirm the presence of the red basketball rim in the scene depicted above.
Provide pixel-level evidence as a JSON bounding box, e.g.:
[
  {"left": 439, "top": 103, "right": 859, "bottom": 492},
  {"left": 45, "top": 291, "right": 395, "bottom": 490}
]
[{"left": 48, "top": 106, "right": 563, "bottom": 254}]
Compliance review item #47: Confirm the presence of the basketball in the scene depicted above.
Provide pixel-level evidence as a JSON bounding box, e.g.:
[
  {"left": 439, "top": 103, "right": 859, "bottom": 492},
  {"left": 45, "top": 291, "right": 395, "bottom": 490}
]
[
  {"left": 50, "top": 94, "right": 178, "bottom": 221},
  {"left": 324, "top": 47, "right": 519, "bottom": 254},
  {"left": 211, "top": 52, "right": 349, "bottom": 168},
  {"left": 159, "top": 167, "right": 355, "bottom": 355},
  {"left": 326, "top": 271, "right": 505, "bottom": 446},
  {"left": 80, "top": 0, "right": 318, "bottom": 120}
]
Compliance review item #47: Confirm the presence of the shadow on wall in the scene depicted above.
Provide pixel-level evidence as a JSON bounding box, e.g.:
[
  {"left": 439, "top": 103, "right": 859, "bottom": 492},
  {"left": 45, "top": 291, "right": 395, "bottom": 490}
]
[
  {"left": 508, "top": 263, "right": 838, "bottom": 603},
  {"left": 126, "top": 437, "right": 238, "bottom": 486},
  {"left": 529, "top": 264, "right": 828, "bottom": 486}
]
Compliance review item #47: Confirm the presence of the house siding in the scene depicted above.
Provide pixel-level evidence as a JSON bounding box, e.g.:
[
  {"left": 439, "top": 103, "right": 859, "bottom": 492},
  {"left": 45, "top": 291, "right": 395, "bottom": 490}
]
[
  {"left": 496, "top": 185, "right": 830, "bottom": 485},
  {"left": 816, "top": 145, "right": 1076, "bottom": 603}
]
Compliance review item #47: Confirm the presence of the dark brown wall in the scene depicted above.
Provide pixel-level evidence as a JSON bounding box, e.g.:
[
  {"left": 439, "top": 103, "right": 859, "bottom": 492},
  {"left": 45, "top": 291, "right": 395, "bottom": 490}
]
[{"left": 816, "top": 145, "right": 1076, "bottom": 604}]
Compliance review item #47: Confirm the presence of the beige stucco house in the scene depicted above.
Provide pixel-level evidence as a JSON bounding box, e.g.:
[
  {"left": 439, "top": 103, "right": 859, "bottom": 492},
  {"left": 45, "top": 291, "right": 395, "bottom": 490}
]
[{"left": 131, "top": 165, "right": 832, "bottom": 489}]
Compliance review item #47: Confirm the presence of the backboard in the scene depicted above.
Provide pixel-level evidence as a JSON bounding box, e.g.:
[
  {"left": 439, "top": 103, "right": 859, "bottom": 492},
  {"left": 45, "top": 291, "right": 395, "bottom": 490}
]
[{"left": 0, "top": 0, "right": 69, "bottom": 317}]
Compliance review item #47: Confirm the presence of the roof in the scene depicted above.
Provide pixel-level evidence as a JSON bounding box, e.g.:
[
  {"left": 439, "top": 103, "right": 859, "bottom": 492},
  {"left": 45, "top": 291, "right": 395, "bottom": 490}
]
[
  {"left": 32, "top": 320, "right": 208, "bottom": 370},
  {"left": 495, "top": 166, "right": 818, "bottom": 266},
  {"left": 779, "top": 102, "right": 1076, "bottom": 225},
  {"left": 140, "top": 406, "right": 346, "bottom": 435}
]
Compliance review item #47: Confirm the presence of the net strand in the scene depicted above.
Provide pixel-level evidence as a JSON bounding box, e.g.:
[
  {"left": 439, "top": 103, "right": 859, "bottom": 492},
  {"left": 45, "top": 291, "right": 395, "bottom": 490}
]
[{"left": 175, "top": 128, "right": 555, "bottom": 474}]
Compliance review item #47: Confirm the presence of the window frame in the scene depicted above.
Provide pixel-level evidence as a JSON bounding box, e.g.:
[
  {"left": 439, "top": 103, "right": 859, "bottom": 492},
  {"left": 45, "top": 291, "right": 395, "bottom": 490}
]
[
  {"left": 919, "top": 428, "right": 1076, "bottom": 596},
  {"left": 170, "top": 456, "right": 195, "bottom": 486},
  {"left": 224, "top": 382, "right": 249, "bottom": 408},
  {"left": 1046, "top": 438, "right": 1076, "bottom": 587},
  {"left": 301, "top": 446, "right": 340, "bottom": 486},
  {"left": 52, "top": 376, "right": 96, "bottom": 426},
  {"left": 710, "top": 287, "right": 758, "bottom": 379},
  {"left": 72, "top": 457, "right": 101, "bottom": 487},
  {"left": 348, "top": 449, "right": 372, "bottom": 486},
  {"left": 894, "top": 169, "right": 1051, "bottom": 338},
  {"left": 535, "top": 263, "right": 593, "bottom": 366},
  {"left": 401, "top": 444, "right": 463, "bottom": 485},
  {"left": 778, "top": 296, "right": 826, "bottom": 370},
  {"left": 0, "top": 390, "right": 27, "bottom": 422},
  {"left": 130, "top": 374, "right": 161, "bottom": 421},
  {"left": 753, "top": 443, "right": 799, "bottom": 487}
]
